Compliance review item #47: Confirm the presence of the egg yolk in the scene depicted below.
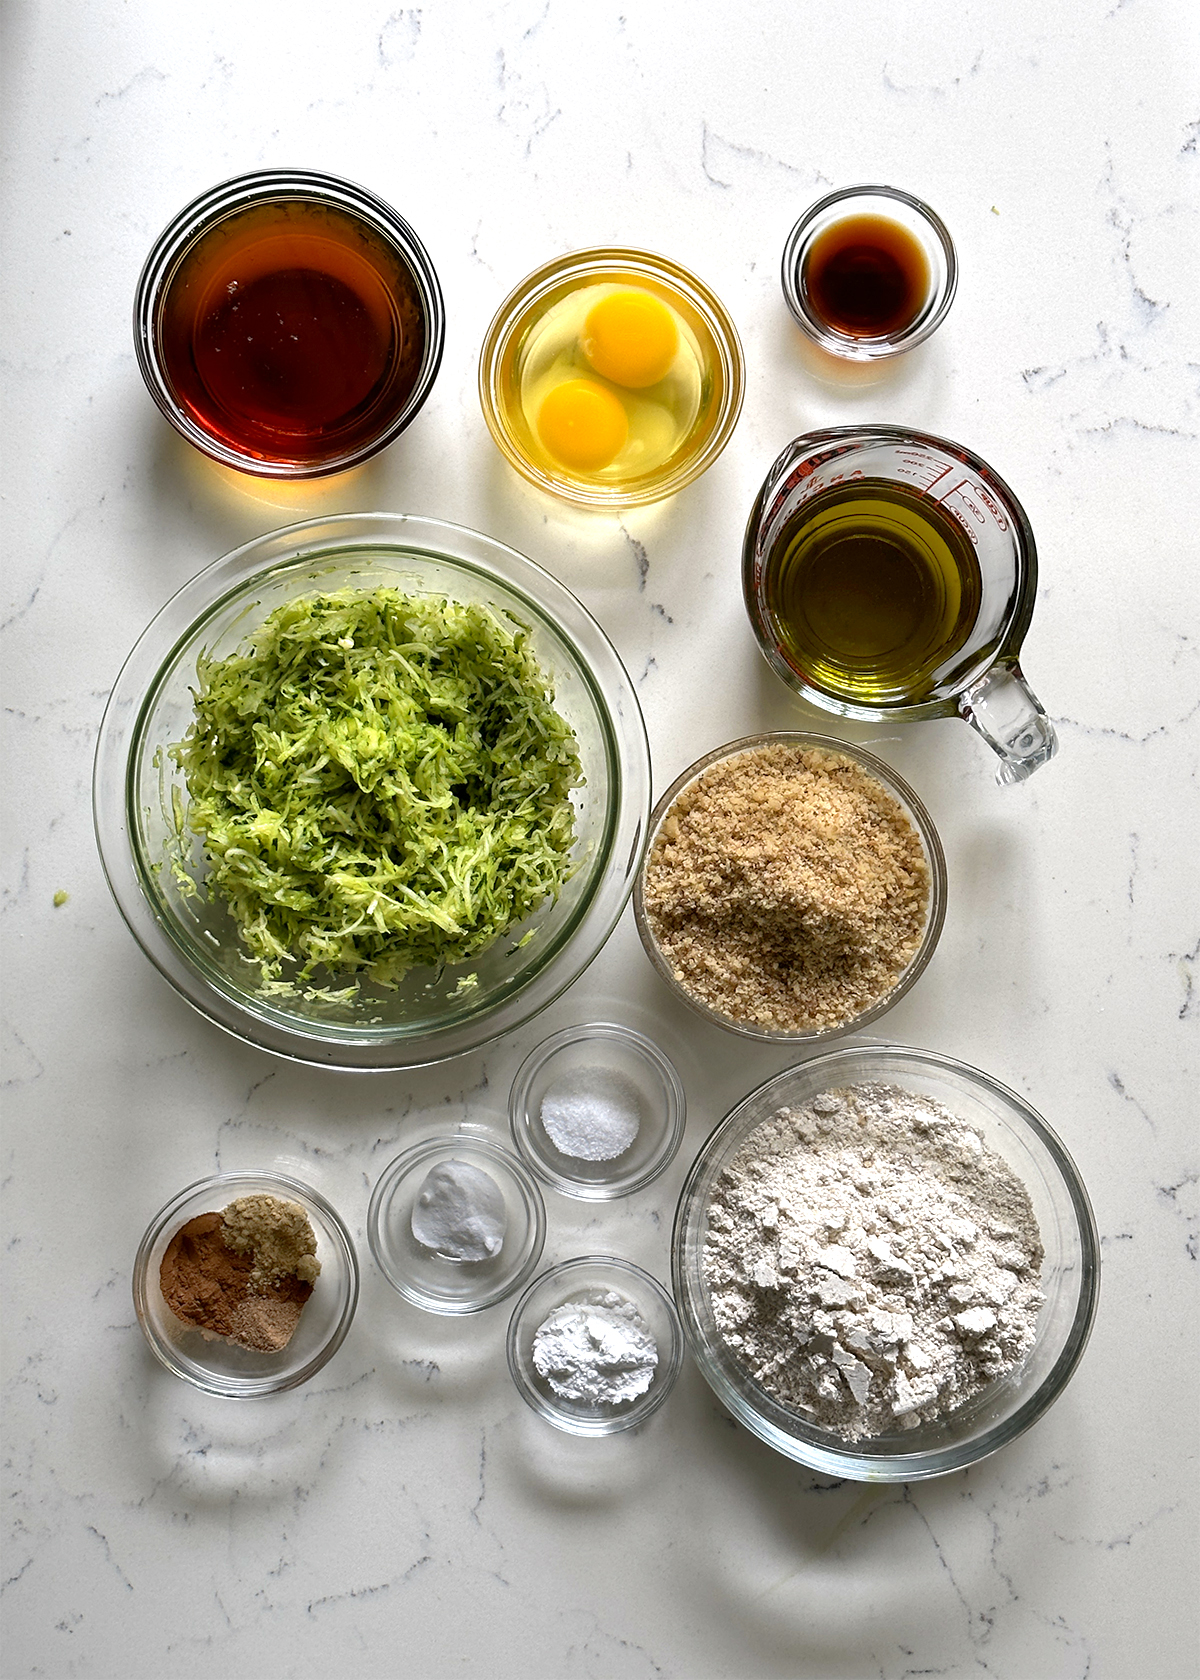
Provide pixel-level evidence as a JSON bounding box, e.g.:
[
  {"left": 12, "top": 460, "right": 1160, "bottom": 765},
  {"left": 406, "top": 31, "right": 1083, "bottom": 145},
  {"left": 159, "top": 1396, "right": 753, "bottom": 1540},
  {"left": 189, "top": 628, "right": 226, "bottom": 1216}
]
[
  {"left": 537, "top": 378, "right": 629, "bottom": 471},
  {"left": 582, "top": 290, "right": 680, "bottom": 389}
]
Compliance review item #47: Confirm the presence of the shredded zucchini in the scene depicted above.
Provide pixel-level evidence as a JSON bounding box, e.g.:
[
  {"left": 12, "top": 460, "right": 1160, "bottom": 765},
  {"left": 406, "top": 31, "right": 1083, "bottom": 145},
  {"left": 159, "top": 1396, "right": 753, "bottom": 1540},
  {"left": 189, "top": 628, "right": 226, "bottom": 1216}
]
[{"left": 169, "top": 588, "right": 583, "bottom": 990}]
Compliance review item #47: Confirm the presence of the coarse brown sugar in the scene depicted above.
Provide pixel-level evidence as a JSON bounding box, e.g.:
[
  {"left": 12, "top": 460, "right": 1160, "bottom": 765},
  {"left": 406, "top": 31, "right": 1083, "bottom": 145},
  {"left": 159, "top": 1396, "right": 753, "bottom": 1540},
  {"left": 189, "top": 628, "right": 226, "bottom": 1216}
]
[{"left": 641, "top": 743, "right": 929, "bottom": 1032}]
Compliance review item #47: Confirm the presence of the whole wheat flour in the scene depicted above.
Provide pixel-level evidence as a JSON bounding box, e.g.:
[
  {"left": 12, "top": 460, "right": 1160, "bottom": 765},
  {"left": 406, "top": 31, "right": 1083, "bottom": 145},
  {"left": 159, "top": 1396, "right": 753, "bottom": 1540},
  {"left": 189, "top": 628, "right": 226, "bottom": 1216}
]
[{"left": 703, "top": 1082, "right": 1044, "bottom": 1440}]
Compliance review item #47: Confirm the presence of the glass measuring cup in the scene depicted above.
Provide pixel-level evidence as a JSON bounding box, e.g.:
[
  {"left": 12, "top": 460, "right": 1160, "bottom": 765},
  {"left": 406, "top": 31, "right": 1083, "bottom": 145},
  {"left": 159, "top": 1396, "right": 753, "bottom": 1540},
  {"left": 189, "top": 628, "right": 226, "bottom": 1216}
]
[{"left": 743, "top": 426, "right": 1058, "bottom": 784}]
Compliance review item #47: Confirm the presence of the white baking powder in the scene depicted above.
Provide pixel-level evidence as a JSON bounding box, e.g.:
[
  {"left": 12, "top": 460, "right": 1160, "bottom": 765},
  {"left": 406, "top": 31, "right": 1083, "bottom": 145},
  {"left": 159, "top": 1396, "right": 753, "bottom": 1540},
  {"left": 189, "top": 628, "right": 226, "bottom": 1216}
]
[
  {"left": 703, "top": 1083, "right": 1044, "bottom": 1441},
  {"left": 532, "top": 1290, "right": 658, "bottom": 1404}
]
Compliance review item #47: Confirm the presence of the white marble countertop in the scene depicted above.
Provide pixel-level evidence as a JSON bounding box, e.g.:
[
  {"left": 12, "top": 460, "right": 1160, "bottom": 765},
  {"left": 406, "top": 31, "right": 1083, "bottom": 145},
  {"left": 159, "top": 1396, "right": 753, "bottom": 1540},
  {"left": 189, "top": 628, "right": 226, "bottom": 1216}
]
[{"left": 3, "top": 3, "right": 1198, "bottom": 1676}]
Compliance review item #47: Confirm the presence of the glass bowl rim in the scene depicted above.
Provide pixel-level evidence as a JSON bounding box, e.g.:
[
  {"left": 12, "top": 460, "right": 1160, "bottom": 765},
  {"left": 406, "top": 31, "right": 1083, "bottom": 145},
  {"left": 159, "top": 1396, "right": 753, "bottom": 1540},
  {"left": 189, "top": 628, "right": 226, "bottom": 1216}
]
[
  {"left": 133, "top": 166, "right": 446, "bottom": 479},
  {"left": 132, "top": 1168, "right": 360, "bottom": 1397},
  {"left": 93, "top": 512, "right": 652, "bottom": 1070},
  {"left": 506, "top": 1253, "right": 686, "bottom": 1434},
  {"left": 366, "top": 1125, "right": 548, "bottom": 1314},
  {"left": 780, "top": 183, "right": 958, "bottom": 360},
  {"left": 508, "top": 1020, "right": 688, "bottom": 1199},
  {"left": 633, "top": 730, "right": 948, "bottom": 1042},
  {"left": 478, "top": 244, "right": 745, "bottom": 509},
  {"left": 671, "top": 1041, "right": 1101, "bottom": 1480}
]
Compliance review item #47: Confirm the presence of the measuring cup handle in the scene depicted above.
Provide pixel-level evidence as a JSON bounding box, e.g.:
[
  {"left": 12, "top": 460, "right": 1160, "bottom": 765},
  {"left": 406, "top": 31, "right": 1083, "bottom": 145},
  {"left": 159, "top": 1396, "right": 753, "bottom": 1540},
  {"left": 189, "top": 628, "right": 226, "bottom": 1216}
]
[{"left": 958, "top": 659, "right": 1058, "bottom": 785}]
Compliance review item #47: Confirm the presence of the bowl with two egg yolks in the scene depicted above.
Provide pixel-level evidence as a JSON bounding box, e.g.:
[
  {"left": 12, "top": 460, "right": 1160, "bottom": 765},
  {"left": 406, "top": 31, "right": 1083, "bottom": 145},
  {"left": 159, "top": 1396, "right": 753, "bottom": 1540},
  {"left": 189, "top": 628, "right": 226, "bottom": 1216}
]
[{"left": 479, "top": 248, "right": 744, "bottom": 509}]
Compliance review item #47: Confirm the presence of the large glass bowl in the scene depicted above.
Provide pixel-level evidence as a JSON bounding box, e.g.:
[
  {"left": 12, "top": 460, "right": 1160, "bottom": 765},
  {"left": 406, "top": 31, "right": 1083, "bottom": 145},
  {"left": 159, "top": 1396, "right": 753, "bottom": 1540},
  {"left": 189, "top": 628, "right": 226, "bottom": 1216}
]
[
  {"left": 94, "top": 514, "right": 651, "bottom": 1069},
  {"left": 673, "top": 1044, "right": 1099, "bottom": 1481}
]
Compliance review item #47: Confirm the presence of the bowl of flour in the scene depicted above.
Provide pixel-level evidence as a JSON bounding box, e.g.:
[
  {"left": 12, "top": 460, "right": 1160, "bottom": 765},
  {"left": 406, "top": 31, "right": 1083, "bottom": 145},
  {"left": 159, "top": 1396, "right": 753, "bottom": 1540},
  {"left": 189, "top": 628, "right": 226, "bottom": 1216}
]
[{"left": 672, "top": 1044, "right": 1099, "bottom": 1480}]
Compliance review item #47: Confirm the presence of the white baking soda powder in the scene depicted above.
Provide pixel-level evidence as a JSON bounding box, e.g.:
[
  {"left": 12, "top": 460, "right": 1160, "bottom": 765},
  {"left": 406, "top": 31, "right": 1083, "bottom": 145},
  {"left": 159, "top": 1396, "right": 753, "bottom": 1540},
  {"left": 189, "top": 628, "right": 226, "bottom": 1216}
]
[{"left": 410, "top": 1160, "right": 507, "bottom": 1262}]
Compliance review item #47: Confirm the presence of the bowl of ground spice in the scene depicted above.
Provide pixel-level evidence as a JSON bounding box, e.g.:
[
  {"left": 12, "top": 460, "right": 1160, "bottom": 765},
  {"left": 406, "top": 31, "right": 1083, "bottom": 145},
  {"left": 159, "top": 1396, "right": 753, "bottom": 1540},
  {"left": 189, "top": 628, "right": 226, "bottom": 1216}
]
[
  {"left": 634, "top": 733, "right": 945, "bottom": 1041},
  {"left": 673, "top": 1044, "right": 1100, "bottom": 1481},
  {"left": 134, "top": 1171, "right": 359, "bottom": 1396}
]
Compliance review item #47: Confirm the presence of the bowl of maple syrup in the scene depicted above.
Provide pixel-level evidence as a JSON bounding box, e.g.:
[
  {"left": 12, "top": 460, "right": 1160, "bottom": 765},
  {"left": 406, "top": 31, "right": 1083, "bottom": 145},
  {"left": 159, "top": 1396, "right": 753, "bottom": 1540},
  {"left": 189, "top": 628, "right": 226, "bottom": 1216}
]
[
  {"left": 781, "top": 185, "right": 956, "bottom": 361},
  {"left": 134, "top": 170, "right": 445, "bottom": 478}
]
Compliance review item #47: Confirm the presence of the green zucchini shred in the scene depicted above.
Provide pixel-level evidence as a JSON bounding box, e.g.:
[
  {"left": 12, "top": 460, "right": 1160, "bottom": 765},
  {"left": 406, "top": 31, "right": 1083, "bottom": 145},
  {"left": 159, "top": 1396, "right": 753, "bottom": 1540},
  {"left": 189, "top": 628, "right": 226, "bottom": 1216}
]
[{"left": 169, "top": 588, "right": 584, "bottom": 991}]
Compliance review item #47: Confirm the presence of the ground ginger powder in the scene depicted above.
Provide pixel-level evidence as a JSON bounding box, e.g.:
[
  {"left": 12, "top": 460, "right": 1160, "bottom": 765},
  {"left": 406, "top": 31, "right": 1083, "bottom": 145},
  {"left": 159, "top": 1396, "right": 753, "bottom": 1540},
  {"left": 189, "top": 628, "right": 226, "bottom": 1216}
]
[
  {"left": 222, "top": 1195, "right": 321, "bottom": 1291},
  {"left": 642, "top": 743, "right": 929, "bottom": 1032}
]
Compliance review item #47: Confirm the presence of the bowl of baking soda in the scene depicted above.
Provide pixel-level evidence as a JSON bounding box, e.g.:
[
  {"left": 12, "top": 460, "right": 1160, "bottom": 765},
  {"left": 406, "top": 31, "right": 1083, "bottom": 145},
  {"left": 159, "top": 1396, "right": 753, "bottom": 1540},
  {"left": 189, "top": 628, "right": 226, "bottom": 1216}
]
[
  {"left": 509, "top": 1022, "right": 686, "bottom": 1199},
  {"left": 673, "top": 1044, "right": 1099, "bottom": 1480},
  {"left": 368, "top": 1125, "right": 546, "bottom": 1314},
  {"left": 507, "top": 1256, "right": 684, "bottom": 1434}
]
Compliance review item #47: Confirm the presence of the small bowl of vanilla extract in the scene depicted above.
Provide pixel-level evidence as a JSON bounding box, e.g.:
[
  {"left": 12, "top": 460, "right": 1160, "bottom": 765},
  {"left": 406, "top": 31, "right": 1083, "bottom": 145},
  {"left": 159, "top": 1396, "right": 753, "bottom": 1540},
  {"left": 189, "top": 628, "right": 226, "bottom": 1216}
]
[
  {"left": 781, "top": 184, "right": 957, "bottom": 360},
  {"left": 134, "top": 170, "right": 445, "bottom": 478}
]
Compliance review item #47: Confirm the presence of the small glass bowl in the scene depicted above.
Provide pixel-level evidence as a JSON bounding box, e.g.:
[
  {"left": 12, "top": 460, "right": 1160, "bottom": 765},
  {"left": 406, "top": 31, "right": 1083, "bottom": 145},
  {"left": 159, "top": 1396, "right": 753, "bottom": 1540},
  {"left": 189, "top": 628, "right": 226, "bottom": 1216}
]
[
  {"left": 633, "top": 732, "right": 947, "bottom": 1044},
  {"left": 133, "top": 1171, "right": 359, "bottom": 1397},
  {"left": 509, "top": 1022, "right": 686, "bottom": 1200},
  {"left": 134, "top": 169, "right": 445, "bottom": 477},
  {"left": 479, "top": 247, "right": 744, "bottom": 509},
  {"left": 673, "top": 1045, "right": 1100, "bottom": 1481},
  {"left": 368, "top": 1127, "right": 546, "bottom": 1315},
  {"left": 507, "top": 1256, "right": 684, "bottom": 1434},
  {"left": 781, "top": 185, "right": 957, "bottom": 360}
]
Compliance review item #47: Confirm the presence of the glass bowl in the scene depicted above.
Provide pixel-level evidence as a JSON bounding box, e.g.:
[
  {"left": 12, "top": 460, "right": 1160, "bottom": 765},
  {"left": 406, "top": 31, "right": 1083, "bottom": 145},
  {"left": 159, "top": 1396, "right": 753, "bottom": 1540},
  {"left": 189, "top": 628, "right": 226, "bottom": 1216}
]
[
  {"left": 133, "top": 1171, "right": 359, "bottom": 1397},
  {"left": 633, "top": 732, "right": 946, "bottom": 1044},
  {"left": 367, "top": 1126, "right": 546, "bottom": 1314},
  {"left": 93, "top": 513, "right": 652, "bottom": 1069},
  {"left": 134, "top": 169, "right": 445, "bottom": 477},
  {"left": 507, "top": 1256, "right": 685, "bottom": 1434},
  {"left": 673, "top": 1044, "right": 1100, "bottom": 1481},
  {"left": 509, "top": 1022, "right": 686, "bottom": 1200},
  {"left": 479, "top": 247, "right": 744, "bottom": 509},
  {"left": 781, "top": 185, "right": 957, "bottom": 360}
]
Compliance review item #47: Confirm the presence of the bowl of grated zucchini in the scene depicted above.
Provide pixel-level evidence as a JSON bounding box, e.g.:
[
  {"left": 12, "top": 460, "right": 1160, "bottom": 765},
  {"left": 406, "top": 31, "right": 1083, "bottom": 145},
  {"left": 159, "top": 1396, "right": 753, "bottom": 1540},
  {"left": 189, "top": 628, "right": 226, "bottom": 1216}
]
[{"left": 95, "top": 514, "right": 652, "bottom": 1069}]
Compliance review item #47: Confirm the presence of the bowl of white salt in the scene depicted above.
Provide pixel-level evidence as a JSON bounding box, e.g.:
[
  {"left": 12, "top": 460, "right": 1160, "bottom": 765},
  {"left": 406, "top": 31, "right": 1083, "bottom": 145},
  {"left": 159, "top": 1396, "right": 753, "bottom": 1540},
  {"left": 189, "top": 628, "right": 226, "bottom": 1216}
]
[
  {"left": 673, "top": 1044, "right": 1100, "bottom": 1481},
  {"left": 508, "top": 1022, "right": 686, "bottom": 1200}
]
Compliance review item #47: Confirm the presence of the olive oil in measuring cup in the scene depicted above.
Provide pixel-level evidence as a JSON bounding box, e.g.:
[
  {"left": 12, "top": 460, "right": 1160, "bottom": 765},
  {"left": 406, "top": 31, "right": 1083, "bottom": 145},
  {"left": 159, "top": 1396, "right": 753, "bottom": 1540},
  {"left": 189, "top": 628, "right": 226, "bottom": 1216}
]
[{"left": 762, "top": 482, "right": 981, "bottom": 706}]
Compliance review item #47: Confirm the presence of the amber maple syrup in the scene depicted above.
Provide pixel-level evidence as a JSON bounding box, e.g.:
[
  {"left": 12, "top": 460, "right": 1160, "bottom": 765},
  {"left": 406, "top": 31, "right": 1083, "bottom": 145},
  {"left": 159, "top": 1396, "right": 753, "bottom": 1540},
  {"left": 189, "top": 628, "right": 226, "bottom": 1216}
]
[
  {"left": 803, "top": 214, "right": 931, "bottom": 339},
  {"left": 158, "top": 199, "right": 425, "bottom": 469}
]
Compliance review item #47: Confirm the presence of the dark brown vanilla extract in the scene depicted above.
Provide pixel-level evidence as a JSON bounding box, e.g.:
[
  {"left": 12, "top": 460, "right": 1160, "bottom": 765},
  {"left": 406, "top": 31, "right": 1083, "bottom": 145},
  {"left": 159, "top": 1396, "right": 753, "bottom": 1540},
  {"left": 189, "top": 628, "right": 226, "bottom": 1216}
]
[
  {"left": 158, "top": 199, "right": 425, "bottom": 468},
  {"left": 803, "top": 214, "right": 931, "bottom": 339}
]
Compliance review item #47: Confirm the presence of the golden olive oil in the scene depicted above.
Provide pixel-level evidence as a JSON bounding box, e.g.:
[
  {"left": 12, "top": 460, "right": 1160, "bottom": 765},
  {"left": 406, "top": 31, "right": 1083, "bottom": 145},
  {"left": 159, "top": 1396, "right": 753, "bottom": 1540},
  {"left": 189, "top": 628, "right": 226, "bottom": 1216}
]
[{"left": 763, "top": 483, "right": 981, "bottom": 706}]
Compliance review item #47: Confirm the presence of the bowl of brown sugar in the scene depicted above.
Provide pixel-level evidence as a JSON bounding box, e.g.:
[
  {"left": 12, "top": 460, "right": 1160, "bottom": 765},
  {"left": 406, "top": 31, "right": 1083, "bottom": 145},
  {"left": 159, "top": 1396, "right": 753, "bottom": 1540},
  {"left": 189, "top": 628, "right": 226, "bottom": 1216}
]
[{"left": 633, "top": 733, "right": 946, "bottom": 1042}]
